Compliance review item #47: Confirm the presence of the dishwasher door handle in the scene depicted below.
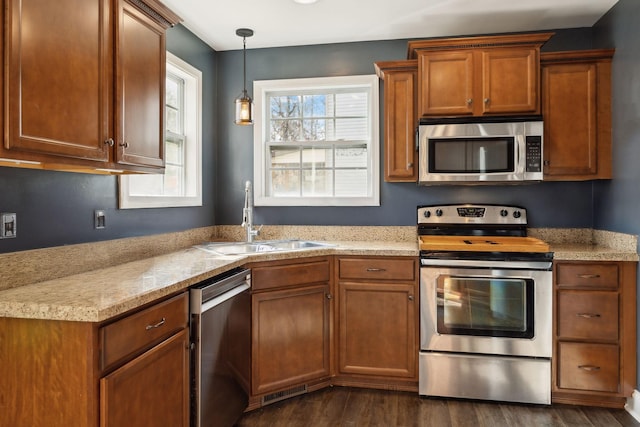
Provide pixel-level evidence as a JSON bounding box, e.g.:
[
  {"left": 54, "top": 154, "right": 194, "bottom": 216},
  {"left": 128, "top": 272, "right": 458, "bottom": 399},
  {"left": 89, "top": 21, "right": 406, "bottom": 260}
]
[{"left": 201, "top": 282, "right": 250, "bottom": 313}]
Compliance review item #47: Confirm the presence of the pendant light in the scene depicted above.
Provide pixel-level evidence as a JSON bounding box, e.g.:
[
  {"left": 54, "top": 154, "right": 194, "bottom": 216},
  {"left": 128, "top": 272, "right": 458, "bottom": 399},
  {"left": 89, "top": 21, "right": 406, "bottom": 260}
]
[{"left": 234, "top": 28, "right": 254, "bottom": 125}]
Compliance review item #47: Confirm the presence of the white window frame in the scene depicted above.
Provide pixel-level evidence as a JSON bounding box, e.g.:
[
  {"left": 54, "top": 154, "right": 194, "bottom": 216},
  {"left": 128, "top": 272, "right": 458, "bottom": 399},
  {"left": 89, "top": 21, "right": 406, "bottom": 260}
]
[
  {"left": 119, "top": 52, "right": 202, "bottom": 209},
  {"left": 253, "top": 75, "right": 380, "bottom": 207}
]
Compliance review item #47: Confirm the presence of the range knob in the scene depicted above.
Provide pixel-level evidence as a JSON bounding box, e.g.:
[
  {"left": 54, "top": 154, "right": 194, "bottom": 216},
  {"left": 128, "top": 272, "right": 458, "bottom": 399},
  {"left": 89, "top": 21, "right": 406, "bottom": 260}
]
[
  {"left": 500, "top": 209, "right": 508, "bottom": 217},
  {"left": 513, "top": 210, "right": 522, "bottom": 219},
  {"left": 423, "top": 210, "right": 431, "bottom": 218},
  {"left": 435, "top": 209, "right": 443, "bottom": 217}
]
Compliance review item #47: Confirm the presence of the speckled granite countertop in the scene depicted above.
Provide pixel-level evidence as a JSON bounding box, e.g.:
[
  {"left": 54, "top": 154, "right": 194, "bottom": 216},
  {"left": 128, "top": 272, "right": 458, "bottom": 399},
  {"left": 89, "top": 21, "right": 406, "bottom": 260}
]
[{"left": 0, "top": 226, "right": 636, "bottom": 322}]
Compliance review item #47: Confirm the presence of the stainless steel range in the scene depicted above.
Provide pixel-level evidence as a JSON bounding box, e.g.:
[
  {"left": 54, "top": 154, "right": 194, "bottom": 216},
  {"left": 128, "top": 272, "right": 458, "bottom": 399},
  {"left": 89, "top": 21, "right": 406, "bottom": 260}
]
[{"left": 418, "top": 204, "right": 553, "bottom": 405}]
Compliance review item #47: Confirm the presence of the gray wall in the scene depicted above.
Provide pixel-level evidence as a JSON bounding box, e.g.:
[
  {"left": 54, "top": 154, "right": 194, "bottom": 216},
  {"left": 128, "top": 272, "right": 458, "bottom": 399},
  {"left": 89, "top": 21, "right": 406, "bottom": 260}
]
[
  {"left": 592, "top": 0, "right": 640, "bottom": 388},
  {"left": 0, "top": 25, "right": 218, "bottom": 254},
  {"left": 216, "top": 29, "right": 599, "bottom": 228}
]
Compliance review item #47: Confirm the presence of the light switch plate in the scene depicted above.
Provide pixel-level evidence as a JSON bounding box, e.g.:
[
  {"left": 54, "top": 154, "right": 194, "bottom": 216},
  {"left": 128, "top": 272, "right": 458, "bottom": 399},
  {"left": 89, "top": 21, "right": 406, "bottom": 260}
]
[
  {"left": 94, "top": 210, "right": 106, "bottom": 229},
  {"left": 1, "top": 213, "right": 17, "bottom": 238}
]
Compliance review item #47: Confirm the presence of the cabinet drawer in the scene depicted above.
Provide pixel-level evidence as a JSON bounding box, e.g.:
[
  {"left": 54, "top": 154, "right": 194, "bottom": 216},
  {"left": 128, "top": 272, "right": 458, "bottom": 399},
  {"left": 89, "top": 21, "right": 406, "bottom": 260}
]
[
  {"left": 556, "top": 263, "right": 618, "bottom": 290},
  {"left": 100, "top": 293, "right": 188, "bottom": 371},
  {"left": 557, "top": 342, "right": 619, "bottom": 393},
  {"left": 557, "top": 291, "right": 618, "bottom": 341},
  {"left": 252, "top": 259, "right": 331, "bottom": 291},
  {"left": 338, "top": 257, "right": 416, "bottom": 281}
]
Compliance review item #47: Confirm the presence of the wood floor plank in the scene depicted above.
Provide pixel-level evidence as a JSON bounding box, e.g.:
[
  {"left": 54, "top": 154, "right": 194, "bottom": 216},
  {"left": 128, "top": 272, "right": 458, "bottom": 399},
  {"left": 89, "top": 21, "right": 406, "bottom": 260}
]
[{"left": 236, "top": 386, "right": 640, "bottom": 427}]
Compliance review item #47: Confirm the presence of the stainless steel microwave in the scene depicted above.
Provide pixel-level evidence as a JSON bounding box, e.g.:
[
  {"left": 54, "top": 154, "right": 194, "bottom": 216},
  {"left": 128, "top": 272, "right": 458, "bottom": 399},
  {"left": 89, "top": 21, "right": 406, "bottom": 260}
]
[{"left": 418, "top": 118, "right": 543, "bottom": 185}]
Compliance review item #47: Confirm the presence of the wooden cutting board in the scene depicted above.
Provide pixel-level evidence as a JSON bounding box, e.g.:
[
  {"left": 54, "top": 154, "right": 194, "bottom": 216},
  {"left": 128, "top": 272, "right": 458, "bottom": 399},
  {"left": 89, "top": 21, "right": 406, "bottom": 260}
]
[{"left": 419, "top": 235, "right": 550, "bottom": 252}]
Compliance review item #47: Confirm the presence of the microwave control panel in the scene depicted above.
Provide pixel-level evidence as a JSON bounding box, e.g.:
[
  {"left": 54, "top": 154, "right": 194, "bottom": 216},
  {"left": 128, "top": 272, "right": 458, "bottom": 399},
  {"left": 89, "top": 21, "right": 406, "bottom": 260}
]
[{"left": 525, "top": 136, "right": 542, "bottom": 172}]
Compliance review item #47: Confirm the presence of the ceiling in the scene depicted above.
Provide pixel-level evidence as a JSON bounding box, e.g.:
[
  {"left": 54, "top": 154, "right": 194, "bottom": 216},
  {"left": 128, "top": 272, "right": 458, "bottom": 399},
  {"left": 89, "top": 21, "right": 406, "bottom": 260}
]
[{"left": 160, "top": 0, "right": 619, "bottom": 52}]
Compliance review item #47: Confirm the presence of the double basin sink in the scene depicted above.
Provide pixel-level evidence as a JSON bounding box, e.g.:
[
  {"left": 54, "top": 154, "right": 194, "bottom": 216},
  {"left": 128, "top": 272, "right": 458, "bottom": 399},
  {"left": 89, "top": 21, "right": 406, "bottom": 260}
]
[{"left": 196, "top": 239, "right": 335, "bottom": 256}]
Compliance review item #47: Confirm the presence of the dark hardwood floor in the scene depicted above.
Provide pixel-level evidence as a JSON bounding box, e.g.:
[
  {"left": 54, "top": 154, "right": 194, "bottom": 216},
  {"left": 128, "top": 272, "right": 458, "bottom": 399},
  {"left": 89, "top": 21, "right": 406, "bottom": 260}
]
[{"left": 237, "top": 387, "right": 640, "bottom": 427}]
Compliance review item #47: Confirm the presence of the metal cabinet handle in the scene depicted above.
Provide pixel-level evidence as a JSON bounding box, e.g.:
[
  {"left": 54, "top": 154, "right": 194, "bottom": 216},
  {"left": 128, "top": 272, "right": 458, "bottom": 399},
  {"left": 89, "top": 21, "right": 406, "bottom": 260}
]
[
  {"left": 366, "top": 268, "right": 387, "bottom": 272},
  {"left": 145, "top": 317, "right": 166, "bottom": 330},
  {"left": 104, "top": 138, "right": 115, "bottom": 147},
  {"left": 578, "top": 365, "right": 601, "bottom": 372},
  {"left": 466, "top": 98, "right": 473, "bottom": 105},
  {"left": 577, "top": 274, "right": 601, "bottom": 279},
  {"left": 119, "top": 141, "right": 129, "bottom": 148},
  {"left": 408, "top": 295, "right": 414, "bottom": 301},
  {"left": 407, "top": 162, "right": 413, "bottom": 169},
  {"left": 326, "top": 294, "right": 332, "bottom": 300},
  {"left": 484, "top": 98, "right": 490, "bottom": 104},
  {"left": 577, "top": 312, "right": 601, "bottom": 318}
]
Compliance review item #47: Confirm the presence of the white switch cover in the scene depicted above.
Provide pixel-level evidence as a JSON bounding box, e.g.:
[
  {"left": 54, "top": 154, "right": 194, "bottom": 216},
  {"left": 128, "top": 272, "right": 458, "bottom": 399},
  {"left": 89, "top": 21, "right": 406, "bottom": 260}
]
[{"left": 1, "top": 213, "right": 17, "bottom": 238}]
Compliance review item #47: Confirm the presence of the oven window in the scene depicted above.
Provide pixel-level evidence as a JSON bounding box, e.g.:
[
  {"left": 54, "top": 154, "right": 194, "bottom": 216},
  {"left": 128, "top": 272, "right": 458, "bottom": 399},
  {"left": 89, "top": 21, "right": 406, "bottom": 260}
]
[
  {"left": 436, "top": 276, "right": 534, "bottom": 338},
  {"left": 429, "top": 137, "right": 515, "bottom": 173}
]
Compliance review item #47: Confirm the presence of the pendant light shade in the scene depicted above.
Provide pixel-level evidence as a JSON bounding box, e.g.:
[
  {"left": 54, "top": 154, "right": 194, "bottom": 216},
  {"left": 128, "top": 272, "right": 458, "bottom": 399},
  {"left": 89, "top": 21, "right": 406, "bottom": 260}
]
[{"left": 234, "top": 28, "right": 254, "bottom": 125}]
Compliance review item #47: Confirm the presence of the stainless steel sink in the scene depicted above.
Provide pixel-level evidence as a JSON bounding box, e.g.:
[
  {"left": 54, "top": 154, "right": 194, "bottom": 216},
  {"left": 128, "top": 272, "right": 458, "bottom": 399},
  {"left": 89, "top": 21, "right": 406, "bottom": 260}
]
[{"left": 196, "top": 239, "right": 334, "bottom": 255}]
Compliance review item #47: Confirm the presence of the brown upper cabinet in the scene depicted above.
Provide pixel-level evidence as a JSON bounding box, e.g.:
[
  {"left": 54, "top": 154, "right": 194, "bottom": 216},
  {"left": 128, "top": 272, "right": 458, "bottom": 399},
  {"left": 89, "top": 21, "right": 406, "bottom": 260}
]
[
  {"left": 374, "top": 60, "right": 418, "bottom": 182},
  {"left": 1, "top": 0, "right": 181, "bottom": 174},
  {"left": 541, "top": 49, "right": 614, "bottom": 180},
  {"left": 407, "top": 33, "right": 553, "bottom": 118}
]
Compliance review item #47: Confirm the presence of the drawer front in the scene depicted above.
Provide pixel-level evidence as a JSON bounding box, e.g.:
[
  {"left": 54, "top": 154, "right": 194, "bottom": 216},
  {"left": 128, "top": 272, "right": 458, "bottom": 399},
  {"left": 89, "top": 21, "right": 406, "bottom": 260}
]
[
  {"left": 338, "top": 257, "right": 416, "bottom": 281},
  {"left": 252, "top": 259, "right": 331, "bottom": 291},
  {"left": 100, "top": 292, "right": 188, "bottom": 372},
  {"left": 557, "top": 291, "right": 618, "bottom": 341},
  {"left": 556, "top": 263, "right": 618, "bottom": 290},
  {"left": 557, "top": 342, "right": 619, "bottom": 393}
]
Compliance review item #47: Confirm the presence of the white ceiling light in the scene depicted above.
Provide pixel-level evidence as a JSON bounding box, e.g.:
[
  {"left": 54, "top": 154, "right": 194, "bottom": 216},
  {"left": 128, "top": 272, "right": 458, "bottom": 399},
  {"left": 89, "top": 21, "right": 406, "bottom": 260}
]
[{"left": 293, "top": 0, "right": 319, "bottom": 4}]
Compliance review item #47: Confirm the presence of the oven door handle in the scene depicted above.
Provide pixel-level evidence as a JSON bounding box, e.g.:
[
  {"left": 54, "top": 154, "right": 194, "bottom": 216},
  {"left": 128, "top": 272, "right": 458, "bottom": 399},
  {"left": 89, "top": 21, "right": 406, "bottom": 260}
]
[{"left": 420, "top": 258, "right": 552, "bottom": 270}]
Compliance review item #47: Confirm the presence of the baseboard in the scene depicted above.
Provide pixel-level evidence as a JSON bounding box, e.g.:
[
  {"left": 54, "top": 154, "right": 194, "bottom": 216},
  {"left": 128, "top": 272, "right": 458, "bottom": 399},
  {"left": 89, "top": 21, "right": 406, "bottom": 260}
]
[{"left": 625, "top": 389, "right": 640, "bottom": 421}]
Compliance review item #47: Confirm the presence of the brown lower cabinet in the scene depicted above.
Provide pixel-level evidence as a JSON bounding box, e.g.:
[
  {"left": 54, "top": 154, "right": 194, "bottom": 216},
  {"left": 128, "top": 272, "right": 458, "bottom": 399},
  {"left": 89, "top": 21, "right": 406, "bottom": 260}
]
[
  {"left": 333, "top": 256, "right": 419, "bottom": 391},
  {"left": 552, "top": 261, "right": 637, "bottom": 408},
  {"left": 0, "top": 292, "right": 189, "bottom": 427}
]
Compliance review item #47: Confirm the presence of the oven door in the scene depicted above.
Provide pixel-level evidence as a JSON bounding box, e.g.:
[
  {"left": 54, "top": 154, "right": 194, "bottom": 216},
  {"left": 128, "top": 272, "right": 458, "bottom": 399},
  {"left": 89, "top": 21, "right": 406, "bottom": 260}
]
[{"left": 420, "top": 266, "right": 551, "bottom": 358}]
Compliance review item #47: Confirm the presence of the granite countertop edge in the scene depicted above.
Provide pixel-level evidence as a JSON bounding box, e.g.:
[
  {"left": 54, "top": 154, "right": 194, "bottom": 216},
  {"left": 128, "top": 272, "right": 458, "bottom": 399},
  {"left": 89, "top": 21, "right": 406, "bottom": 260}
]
[{"left": 0, "top": 240, "right": 636, "bottom": 323}]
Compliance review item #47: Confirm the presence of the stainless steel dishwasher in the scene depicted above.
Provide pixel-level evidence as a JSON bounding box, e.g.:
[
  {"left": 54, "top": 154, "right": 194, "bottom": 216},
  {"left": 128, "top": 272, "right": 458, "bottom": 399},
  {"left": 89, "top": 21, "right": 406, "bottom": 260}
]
[{"left": 190, "top": 267, "right": 251, "bottom": 427}]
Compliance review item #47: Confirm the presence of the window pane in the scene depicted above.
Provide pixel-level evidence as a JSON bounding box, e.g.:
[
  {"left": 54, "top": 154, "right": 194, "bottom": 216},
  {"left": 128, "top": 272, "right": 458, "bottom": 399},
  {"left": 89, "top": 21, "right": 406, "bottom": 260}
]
[
  {"left": 165, "top": 139, "right": 183, "bottom": 165},
  {"left": 166, "top": 77, "right": 180, "bottom": 109},
  {"left": 129, "top": 174, "right": 164, "bottom": 196},
  {"left": 302, "top": 119, "right": 326, "bottom": 141},
  {"left": 166, "top": 107, "right": 179, "bottom": 134},
  {"left": 163, "top": 165, "right": 183, "bottom": 196},
  {"left": 302, "top": 147, "right": 333, "bottom": 168},
  {"left": 336, "top": 118, "right": 368, "bottom": 140},
  {"left": 336, "top": 92, "right": 367, "bottom": 116},
  {"left": 270, "top": 119, "right": 301, "bottom": 142},
  {"left": 270, "top": 170, "right": 300, "bottom": 196},
  {"left": 270, "top": 96, "right": 300, "bottom": 118},
  {"left": 335, "top": 169, "right": 368, "bottom": 196},
  {"left": 302, "top": 94, "right": 328, "bottom": 117},
  {"left": 302, "top": 169, "right": 332, "bottom": 197},
  {"left": 270, "top": 147, "right": 300, "bottom": 168},
  {"left": 335, "top": 146, "right": 367, "bottom": 168}
]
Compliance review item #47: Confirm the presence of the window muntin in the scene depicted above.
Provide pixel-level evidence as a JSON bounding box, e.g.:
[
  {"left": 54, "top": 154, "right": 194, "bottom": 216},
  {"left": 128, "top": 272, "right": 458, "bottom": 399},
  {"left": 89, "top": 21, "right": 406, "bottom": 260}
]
[{"left": 254, "top": 75, "right": 379, "bottom": 206}]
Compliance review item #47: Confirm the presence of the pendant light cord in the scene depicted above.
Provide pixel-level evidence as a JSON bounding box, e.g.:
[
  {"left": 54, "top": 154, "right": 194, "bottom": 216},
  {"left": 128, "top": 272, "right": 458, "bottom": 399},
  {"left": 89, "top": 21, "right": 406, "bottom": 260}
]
[{"left": 242, "top": 36, "right": 247, "bottom": 95}]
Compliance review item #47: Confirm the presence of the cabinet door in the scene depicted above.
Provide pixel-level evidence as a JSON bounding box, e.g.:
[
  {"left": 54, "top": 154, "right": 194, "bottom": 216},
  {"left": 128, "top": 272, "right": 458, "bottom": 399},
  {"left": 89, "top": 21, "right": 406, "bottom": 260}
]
[
  {"left": 5, "top": 0, "right": 111, "bottom": 161},
  {"left": 482, "top": 47, "right": 538, "bottom": 114},
  {"left": 383, "top": 69, "right": 417, "bottom": 181},
  {"left": 543, "top": 62, "right": 598, "bottom": 176},
  {"left": 252, "top": 284, "right": 331, "bottom": 395},
  {"left": 100, "top": 329, "right": 190, "bottom": 427},
  {"left": 338, "top": 281, "right": 417, "bottom": 379},
  {"left": 115, "top": 0, "right": 165, "bottom": 169},
  {"left": 418, "top": 50, "right": 474, "bottom": 117}
]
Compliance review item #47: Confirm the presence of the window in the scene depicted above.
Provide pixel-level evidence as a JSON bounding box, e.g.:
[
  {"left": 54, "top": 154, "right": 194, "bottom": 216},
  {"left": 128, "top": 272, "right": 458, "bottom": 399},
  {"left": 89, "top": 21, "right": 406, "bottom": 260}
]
[
  {"left": 119, "top": 52, "right": 202, "bottom": 209},
  {"left": 253, "top": 75, "right": 379, "bottom": 206}
]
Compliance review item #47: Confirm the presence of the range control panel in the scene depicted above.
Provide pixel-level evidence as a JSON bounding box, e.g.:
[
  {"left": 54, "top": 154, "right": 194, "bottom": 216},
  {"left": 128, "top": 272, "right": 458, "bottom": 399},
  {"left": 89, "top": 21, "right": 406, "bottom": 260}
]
[{"left": 417, "top": 204, "right": 527, "bottom": 226}]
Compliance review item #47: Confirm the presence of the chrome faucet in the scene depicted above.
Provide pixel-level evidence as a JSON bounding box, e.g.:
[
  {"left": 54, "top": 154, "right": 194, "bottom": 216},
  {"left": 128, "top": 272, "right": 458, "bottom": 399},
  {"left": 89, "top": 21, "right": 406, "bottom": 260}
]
[{"left": 241, "top": 180, "right": 261, "bottom": 242}]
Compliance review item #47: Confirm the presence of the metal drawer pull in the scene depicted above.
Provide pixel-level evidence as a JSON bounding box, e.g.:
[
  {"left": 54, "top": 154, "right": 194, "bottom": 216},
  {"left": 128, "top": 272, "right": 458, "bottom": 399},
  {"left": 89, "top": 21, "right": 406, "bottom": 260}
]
[
  {"left": 577, "top": 274, "right": 601, "bottom": 279},
  {"left": 576, "top": 312, "right": 601, "bottom": 318},
  {"left": 145, "top": 317, "right": 166, "bottom": 330},
  {"left": 578, "top": 365, "right": 601, "bottom": 372},
  {"left": 366, "top": 268, "right": 387, "bottom": 272}
]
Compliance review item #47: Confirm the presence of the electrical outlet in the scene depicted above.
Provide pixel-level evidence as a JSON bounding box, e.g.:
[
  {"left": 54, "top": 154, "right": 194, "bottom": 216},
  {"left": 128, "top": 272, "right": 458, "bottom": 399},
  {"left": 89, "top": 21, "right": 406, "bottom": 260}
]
[
  {"left": 94, "top": 210, "right": 106, "bottom": 229},
  {"left": 1, "top": 213, "right": 17, "bottom": 238}
]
